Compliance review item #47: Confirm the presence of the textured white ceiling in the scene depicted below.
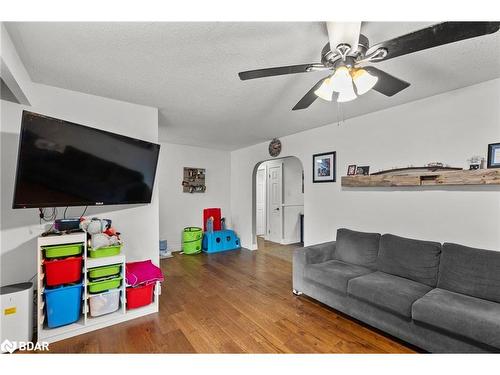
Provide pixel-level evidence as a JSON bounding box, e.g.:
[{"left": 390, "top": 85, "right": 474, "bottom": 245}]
[{"left": 5, "top": 22, "right": 500, "bottom": 150}]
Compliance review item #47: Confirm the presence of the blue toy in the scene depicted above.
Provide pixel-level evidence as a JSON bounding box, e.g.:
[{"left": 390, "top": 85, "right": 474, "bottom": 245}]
[{"left": 202, "top": 210, "right": 240, "bottom": 253}]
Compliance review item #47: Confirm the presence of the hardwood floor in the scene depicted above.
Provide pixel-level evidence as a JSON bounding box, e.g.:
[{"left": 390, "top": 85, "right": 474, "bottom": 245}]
[{"left": 46, "top": 242, "right": 416, "bottom": 353}]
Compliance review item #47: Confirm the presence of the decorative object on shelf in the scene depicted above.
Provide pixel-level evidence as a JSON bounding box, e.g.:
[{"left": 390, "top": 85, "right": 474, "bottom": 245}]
[
  {"left": 182, "top": 167, "right": 206, "bottom": 193},
  {"left": 268, "top": 138, "right": 282, "bottom": 157},
  {"left": 80, "top": 218, "right": 122, "bottom": 250},
  {"left": 313, "top": 151, "right": 336, "bottom": 183},
  {"left": 371, "top": 166, "right": 462, "bottom": 176},
  {"left": 487, "top": 143, "right": 500, "bottom": 168},
  {"left": 427, "top": 162, "right": 445, "bottom": 168},
  {"left": 467, "top": 156, "right": 485, "bottom": 170},
  {"left": 356, "top": 166, "right": 370, "bottom": 175},
  {"left": 341, "top": 168, "right": 500, "bottom": 187},
  {"left": 347, "top": 164, "right": 357, "bottom": 176}
]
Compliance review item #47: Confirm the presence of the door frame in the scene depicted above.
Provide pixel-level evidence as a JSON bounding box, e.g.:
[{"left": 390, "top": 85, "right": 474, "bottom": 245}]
[{"left": 255, "top": 164, "right": 267, "bottom": 236}]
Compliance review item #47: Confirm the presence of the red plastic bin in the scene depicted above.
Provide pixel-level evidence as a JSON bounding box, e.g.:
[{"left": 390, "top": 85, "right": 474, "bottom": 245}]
[
  {"left": 126, "top": 283, "right": 154, "bottom": 309},
  {"left": 44, "top": 256, "right": 83, "bottom": 286}
]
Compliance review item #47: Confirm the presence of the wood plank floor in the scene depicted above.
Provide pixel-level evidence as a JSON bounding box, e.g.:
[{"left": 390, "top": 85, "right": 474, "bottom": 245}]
[{"left": 46, "top": 240, "right": 416, "bottom": 353}]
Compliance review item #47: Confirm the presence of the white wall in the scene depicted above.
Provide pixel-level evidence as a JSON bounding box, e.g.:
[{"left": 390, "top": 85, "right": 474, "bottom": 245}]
[
  {"left": 232, "top": 78, "right": 500, "bottom": 251},
  {"left": 1, "top": 83, "right": 159, "bottom": 286},
  {"left": 158, "top": 142, "right": 231, "bottom": 251}
]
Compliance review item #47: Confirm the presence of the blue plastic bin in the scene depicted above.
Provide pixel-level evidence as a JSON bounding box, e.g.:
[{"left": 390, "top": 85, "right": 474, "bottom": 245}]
[
  {"left": 44, "top": 283, "right": 83, "bottom": 328},
  {"left": 203, "top": 230, "right": 240, "bottom": 253}
]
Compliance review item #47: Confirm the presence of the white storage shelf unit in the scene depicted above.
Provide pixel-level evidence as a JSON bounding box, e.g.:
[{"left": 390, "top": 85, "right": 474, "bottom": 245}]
[{"left": 37, "top": 232, "right": 160, "bottom": 344}]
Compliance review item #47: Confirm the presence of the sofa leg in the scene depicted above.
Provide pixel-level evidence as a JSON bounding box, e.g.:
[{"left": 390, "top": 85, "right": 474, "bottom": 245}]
[{"left": 292, "top": 289, "right": 303, "bottom": 296}]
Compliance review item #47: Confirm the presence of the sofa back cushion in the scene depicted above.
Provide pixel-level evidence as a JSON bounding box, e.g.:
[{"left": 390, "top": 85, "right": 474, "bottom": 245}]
[
  {"left": 377, "top": 234, "right": 441, "bottom": 287},
  {"left": 438, "top": 243, "right": 500, "bottom": 303},
  {"left": 334, "top": 228, "right": 381, "bottom": 269}
]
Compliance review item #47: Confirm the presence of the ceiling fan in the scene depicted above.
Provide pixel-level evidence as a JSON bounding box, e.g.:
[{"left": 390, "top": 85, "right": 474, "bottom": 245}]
[{"left": 238, "top": 22, "right": 500, "bottom": 110}]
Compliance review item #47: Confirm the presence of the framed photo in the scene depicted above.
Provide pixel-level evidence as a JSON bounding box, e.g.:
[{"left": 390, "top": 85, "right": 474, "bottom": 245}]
[
  {"left": 356, "top": 166, "right": 370, "bottom": 175},
  {"left": 347, "top": 164, "right": 357, "bottom": 176},
  {"left": 487, "top": 143, "right": 500, "bottom": 168},
  {"left": 313, "top": 151, "right": 336, "bottom": 183}
]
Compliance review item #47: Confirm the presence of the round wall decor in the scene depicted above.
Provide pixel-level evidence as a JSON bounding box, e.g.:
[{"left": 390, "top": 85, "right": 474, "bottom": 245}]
[{"left": 269, "top": 138, "right": 282, "bottom": 157}]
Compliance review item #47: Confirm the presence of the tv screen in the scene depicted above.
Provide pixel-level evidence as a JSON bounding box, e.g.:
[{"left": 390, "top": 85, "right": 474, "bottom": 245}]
[{"left": 13, "top": 111, "right": 160, "bottom": 208}]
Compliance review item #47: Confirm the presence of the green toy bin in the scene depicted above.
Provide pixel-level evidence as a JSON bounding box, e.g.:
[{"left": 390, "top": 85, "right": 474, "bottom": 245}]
[
  {"left": 88, "top": 264, "right": 121, "bottom": 280},
  {"left": 43, "top": 243, "right": 83, "bottom": 259},
  {"left": 88, "top": 276, "right": 122, "bottom": 294},
  {"left": 88, "top": 244, "right": 122, "bottom": 258},
  {"left": 182, "top": 227, "right": 202, "bottom": 255}
]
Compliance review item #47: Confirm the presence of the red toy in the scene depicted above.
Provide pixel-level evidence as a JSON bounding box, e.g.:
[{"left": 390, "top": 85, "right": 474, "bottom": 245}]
[{"left": 203, "top": 208, "right": 221, "bottom": 231}]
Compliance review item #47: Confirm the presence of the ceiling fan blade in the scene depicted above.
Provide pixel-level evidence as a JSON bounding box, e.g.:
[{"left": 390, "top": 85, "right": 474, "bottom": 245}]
[
  {"left": 326, "top": 22, "right": 362, "bottom": 53},
  {"left": 364, "top": 67, "right": 410, "bottom": 96},
  {"left": 292, "top": 77, "right": 338, "bottom": 110},
  {"left": 367, "top": 22, "right": 500, "bottom": 62},
  {"left": 238, "top": 64, "right": 316, "bottom": 80}
]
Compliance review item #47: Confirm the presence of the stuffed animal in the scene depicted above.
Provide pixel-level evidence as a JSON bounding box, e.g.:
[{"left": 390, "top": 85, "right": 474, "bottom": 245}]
[{"left": 80, "top": 218, "right": 122, "bottom": 250}]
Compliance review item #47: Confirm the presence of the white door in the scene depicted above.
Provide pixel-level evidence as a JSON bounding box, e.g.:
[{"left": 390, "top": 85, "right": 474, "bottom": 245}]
[
  {"left": 256, "top": 167, "right": 266, "bottom": 235},
  {"left": 267, "top": 163, "right": 283, "bottom": 243}
]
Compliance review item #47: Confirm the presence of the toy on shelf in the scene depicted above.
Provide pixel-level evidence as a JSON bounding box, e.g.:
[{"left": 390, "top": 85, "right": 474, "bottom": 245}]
[
  {"left": 80, "top": 218, "right": 123, "bottom": 254},
  {"left": 202, "top": 208, "right": 240, "bottom": 254}
]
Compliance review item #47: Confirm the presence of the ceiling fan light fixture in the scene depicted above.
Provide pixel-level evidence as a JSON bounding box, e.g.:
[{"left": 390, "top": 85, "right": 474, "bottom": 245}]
[
  {"left": 352, "top": 68, "right": 378, "bottom": 95},
  {"left": 314, "top": 77, "right": 335, "bottom": 101},
  {"left": 336, "top": 85, "right": 357, "bottom": 103},
  {"left": 330, "top": 66, "right": 353, "bottom": 93}
]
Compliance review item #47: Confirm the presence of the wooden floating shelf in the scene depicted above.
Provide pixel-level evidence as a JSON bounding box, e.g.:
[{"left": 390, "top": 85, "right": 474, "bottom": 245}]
[{"left": 341, "top": 169, "right": 500, "bottom": 187}]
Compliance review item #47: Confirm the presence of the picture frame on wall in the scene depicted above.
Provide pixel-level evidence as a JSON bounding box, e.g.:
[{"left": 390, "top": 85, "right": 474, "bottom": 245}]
[
  {"left": 313, "top": 151, "right": 336, "bottom": 183},
  {"left": 347, "top": 164, "right": 357, "bottom": 176},
  {"left": 487, "top": 143, "right": 500, "bottom": 168},
  {"left": 356, "top": 166, "right": 370, "bottom": 175}
]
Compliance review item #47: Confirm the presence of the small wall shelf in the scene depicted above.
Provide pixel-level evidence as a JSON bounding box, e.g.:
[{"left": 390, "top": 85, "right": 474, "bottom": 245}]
[{"left": 341, "top": 169, "right": 500, "bottom": 187}]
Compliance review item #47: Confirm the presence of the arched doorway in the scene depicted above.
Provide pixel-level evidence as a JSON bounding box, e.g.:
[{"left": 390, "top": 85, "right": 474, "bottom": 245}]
[{"left": 251, "top": 156, "right": 304, "bottom": 251}]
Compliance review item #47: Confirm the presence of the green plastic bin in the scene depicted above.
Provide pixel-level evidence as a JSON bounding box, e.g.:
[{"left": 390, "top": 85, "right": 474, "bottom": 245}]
[
  {"left": 88, "top": 264, "right": 121, "bottom": 280},
  {"left": 43, "top": 243, "right": 83, "bottom": 258},
  {"left": 88, "top": 244, "right": 122, "bottom": 258},
  {"left": 88, "top": 276, "right": 122, "bottom": 293},
  {"left": 183, "top": 227, "right": 202, "bottom": 255}
]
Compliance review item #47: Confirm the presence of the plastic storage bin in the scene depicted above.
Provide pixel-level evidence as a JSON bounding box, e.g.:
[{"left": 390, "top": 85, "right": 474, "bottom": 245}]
[
  {"left": 88, "top": 264, "right": 121, "bottom": 280},
  {"left": 88, "top": 276, "right": 122, "bottom": 294},
  {"left": 88, "top": 289, "right": 121, "bottom": 317},
  {"left": 88, "top": 244, "right": 122, "bottom": 258},
  {"left": 44, "top": 256, "right": 83, "bottom": 286},
  {"left": 126, "top": 283, "right": 154, "bottom": 310},
  {"left": 44, "top": 283, "right": 82, "bottom": 328},
  {"left": 43, "top": 243, "right": 83, "bottom": 259},
  {"left": 182, "top": 227, "right": 202, "bottom": 255}
]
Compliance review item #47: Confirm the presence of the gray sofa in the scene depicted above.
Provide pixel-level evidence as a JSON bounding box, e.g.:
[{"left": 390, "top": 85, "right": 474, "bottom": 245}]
[{"left": 293, "top": 228, "right": 500, "bottom": 353}]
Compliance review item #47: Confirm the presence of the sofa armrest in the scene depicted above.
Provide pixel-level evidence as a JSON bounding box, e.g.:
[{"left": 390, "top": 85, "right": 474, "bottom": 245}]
[
  {"left": 294, "top": 241, "right": 336, "bottom": 266},
  {"left": 293, "top": 241, "right": 336, "bottom": 292}
]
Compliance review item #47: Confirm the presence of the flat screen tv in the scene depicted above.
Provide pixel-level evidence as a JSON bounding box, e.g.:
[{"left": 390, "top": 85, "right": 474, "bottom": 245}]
[{"left": 13, "top": 111, "right": 160, "bottom": 208}]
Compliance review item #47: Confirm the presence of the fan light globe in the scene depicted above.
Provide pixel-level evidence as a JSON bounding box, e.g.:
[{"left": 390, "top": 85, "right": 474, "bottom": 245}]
[
  {"left": 314, "top": 77, "right": 334, "bottom": 101},
  {"left": 330, "top": 66, "right": 354, "bottom": 93},
  {"left": 352, "top": 68, "right": 378, "bottom": 95},
  {"left": 337, "top": 86, "right": 357, "bottom": 102}
]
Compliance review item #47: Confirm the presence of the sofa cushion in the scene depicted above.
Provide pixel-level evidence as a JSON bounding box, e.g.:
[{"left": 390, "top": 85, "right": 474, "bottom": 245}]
[
  {"left": 304, "top": 260, "right": 373, "bottom": 294},
  {"left": 347, "top": 271, "right": 432, "bottom": 318},
  {"left": 334, "top": 228, "right": 381, "bottom": 269},
  {"left": 377, "top": 234, "right": 441, "bottom": 287},
  {"left": 438, "top": 243, "right": 500, "bottom": 303},
  {"left": 412, "top": 288, "right": 500, "bottom": 349}
]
